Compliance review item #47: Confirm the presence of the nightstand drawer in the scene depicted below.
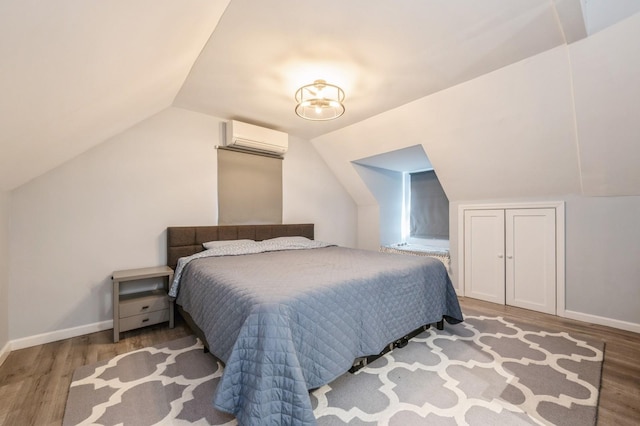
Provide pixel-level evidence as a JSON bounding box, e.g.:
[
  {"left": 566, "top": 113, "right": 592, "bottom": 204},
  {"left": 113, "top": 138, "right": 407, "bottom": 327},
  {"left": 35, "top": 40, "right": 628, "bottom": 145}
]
[
  {"left": 119, "top": 290, "right": 168, "bottom": 318},
  {"left": 119, "top": 309, "right": 170, "bottom": 332}
]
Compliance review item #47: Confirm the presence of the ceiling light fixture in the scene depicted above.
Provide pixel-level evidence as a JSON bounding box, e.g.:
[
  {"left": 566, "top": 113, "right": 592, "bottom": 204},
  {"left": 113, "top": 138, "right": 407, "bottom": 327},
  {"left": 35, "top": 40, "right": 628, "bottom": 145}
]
[{"left": 295, "top": 79, "right": 345, "bottom": 121}]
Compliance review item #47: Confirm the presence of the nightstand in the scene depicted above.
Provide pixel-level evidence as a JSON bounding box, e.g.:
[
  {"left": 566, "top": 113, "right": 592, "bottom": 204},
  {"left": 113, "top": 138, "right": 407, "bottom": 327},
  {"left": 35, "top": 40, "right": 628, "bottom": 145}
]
[{"left": 112, "top": 265, "right": 175, "bottom": 342}]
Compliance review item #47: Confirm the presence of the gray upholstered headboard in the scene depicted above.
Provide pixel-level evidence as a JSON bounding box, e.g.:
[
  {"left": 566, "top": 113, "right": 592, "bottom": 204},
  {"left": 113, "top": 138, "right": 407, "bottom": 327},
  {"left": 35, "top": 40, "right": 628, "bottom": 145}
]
[{"left": 166, "top": 223, "right": 314, "bottom": 269}]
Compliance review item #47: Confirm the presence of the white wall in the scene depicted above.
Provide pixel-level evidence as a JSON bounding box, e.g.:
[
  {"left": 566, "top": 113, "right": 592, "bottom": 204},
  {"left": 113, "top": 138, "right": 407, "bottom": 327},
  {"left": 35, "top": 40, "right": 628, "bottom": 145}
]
[
  {"left": 0, "top": 191, "right": 9, "bottom": 363},
  {"left": 570, "top": 12, "right": 640, "bottom": 196},
  {"left": 311, "top": 16, "right": 640, "bottom": 329},
  {"left": 563, "top": 195, "right": 640, "bottom": 324},
  {"left": 312, "top": 45, "right": 580, "bottom": 206},
  {"left": 314, "top": 45, "right": 580, "bottom": 254},
  {"left": 583, "top": 0, "right": 640, "bottom": 35},
  {"left": 352, "top": 164, "right": 403, "bottom": 246},
  {"left": 313, "top": 45, "right": 581, "bottom": 253},
  {"left": 283, "top": 135, "right": 357, "bottom": 247},
  {"left": 9, "top": 107, "right": 218, "bottom": 342},
  {"left": 8, "top": 107, "right": 356, "bottom": 343}
]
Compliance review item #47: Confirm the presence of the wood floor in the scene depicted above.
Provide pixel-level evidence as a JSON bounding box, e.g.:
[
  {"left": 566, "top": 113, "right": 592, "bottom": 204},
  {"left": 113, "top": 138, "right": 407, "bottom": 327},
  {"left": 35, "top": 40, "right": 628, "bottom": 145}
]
[
  {"left": 0, "top": 297, "right": 638, "bottom": 425},
  {"left": 459, "top": 298, "right": 640, "bottom": 426}
]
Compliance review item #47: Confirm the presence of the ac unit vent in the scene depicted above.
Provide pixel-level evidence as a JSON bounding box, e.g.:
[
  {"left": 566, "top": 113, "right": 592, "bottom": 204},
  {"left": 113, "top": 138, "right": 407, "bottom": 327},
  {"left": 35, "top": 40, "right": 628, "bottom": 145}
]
[{"left": 225, "top": 120, "right": 288, "bottom": 156}]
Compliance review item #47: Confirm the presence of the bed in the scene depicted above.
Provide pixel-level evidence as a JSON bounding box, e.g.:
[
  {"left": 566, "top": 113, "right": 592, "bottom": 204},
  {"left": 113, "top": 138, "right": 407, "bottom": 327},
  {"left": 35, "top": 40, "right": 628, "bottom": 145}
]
[{"left": 166, "top": 224, "right": 463, "bottom": 425}]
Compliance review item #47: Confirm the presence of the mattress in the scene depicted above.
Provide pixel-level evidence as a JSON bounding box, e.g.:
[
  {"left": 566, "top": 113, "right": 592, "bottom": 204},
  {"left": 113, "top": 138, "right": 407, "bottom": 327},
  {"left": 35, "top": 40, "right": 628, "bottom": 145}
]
[
  {"left": 171, "top": 240, "right": 463, "bottom": 425},
  {"left": 380, "top": 244, "right": 451, "bottom": 275}
]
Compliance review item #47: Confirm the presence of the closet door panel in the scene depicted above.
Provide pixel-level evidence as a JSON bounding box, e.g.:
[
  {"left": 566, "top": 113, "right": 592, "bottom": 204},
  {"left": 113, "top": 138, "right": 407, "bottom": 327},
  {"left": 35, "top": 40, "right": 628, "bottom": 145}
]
[
  {"left": 505, "top": 208, "right": 556, "bottom": 314},
  {"left": 464, "top": 209, "right": 505, "bottom": 304}
]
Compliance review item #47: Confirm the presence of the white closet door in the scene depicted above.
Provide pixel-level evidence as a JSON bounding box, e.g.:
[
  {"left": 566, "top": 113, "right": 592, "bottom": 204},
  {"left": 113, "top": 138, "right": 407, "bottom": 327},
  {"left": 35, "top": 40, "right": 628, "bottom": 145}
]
[
  {"left": 464, "top": 209, "right": 505, "bottom": 304},
  {"left": 505, "top": 208, "right": 556, "bottom": 314}
]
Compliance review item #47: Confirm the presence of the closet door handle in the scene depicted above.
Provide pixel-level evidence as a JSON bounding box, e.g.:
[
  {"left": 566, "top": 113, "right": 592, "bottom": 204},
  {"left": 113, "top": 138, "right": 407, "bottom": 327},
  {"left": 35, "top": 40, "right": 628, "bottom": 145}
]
[
  {"left": 498, "top": 254, "right": 504, "bottom": 258},
  {"left": 507, "top": 255, "right": 513, "bottom": 259}
]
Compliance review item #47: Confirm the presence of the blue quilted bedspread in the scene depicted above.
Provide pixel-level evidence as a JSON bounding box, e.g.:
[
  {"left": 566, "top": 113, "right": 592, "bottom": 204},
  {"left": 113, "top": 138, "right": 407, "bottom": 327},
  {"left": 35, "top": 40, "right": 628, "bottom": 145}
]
[{"left": 173, "top": 243, "right": 463, "bottom": 425}]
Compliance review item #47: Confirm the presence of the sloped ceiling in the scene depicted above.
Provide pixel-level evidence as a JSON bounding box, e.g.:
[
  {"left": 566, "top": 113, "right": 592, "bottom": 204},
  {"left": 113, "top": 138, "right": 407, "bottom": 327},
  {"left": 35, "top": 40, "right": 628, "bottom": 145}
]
[
  {"left": 312, "top": 46, "right": 583, "bottom": 205},
  {"left": 0, "top": 0, "right": 230, "bottom": 191},
  {"left": 1, "top": 0, "right": 639, "bottom": 193},
  {"left": 570, "top": 13, "right": 640, "bottom": 196},
  {"left": 175, "top": 0, "right": 573, "bottom": 138}
]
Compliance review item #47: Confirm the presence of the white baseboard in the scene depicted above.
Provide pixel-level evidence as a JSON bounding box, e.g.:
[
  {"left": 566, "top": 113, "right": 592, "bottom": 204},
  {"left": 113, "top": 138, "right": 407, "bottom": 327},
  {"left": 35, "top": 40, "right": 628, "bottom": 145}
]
[
  {"left": 2, "top": 309, "right": 637, "bottom": 362},
  {"left": 0, "top": 340, "right": 11, "bottom": 367},
  {"left": 563, "top": 309, "right": 640, "bottom": 334},
  {"left": 9, "top": 320, "right": 113, "bottom": 351}
]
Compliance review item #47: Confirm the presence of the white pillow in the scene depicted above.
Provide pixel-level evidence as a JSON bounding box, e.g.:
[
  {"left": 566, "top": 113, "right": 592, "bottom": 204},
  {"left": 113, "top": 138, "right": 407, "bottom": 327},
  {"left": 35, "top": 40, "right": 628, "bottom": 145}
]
[
  {"left": 202, "top": 239, "right": 254, "bottom": 249},
  {"left": 261, "top": 236, "right": 311, "bottom": 244}
]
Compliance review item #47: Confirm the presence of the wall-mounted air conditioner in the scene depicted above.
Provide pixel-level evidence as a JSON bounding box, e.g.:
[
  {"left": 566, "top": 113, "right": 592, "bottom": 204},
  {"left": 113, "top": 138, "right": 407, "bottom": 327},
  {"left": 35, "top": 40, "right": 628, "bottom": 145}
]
[{"left": 224, "top": 120, "right": 288, "bottom": 156}]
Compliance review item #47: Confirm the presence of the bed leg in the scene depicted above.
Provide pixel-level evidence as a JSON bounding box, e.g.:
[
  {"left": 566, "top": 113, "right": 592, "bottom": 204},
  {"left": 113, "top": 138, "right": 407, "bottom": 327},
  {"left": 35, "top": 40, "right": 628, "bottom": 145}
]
[{"left": 436, "top": 319, "right": 444, "bottom": 330}]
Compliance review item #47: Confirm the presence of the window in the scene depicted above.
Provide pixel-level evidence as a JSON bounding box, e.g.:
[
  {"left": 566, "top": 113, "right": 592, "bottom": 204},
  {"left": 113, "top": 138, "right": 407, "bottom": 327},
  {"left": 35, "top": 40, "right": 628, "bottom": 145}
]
[{"left": 408, "top": 170, "right": 449, "bottom": 241}]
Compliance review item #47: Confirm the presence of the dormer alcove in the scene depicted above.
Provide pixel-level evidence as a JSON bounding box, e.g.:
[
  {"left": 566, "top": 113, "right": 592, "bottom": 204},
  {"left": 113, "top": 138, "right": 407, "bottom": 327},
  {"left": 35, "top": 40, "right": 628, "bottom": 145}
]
[{"left": 352, "top": 145, "right": 451, "bottom": 271}]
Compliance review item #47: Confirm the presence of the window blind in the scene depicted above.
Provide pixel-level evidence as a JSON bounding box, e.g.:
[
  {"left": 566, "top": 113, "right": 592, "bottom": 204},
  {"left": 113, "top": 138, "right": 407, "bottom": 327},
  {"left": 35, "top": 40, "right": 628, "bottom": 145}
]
[
  {"left": 410, "top": 170, "right": 449, "bottom": 239},
  {"left": 217, "top": 148, "right": 283, "bottom": 225}
]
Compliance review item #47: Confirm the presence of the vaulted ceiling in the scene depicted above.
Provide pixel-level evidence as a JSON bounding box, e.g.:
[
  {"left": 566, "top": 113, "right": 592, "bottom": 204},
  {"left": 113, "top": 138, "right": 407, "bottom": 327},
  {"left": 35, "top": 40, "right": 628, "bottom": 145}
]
[{"left": 1, "top": 0, "right": 639, "bottom": 191}]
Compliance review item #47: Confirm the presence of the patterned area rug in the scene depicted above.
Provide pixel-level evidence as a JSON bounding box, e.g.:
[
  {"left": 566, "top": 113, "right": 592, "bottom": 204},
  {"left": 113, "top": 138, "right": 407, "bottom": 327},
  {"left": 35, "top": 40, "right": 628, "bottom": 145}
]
[{"left": 63, "top": 312, "right": 604, "bottom": 425}]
